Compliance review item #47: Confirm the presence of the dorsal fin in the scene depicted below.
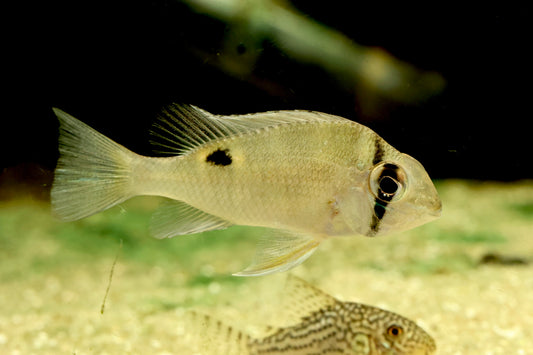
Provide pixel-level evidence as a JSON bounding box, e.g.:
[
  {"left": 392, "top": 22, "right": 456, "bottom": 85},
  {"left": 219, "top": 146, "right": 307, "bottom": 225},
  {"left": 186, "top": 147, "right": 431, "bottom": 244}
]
[
  {"left": 282, "top": 275, "right": 339, "bottom": 321},
  {"left": 150, "top": 104, "right": 347, "bottom": 155},
  {"left": 150, "top": 104, "right": 234, "bottom": 155}
]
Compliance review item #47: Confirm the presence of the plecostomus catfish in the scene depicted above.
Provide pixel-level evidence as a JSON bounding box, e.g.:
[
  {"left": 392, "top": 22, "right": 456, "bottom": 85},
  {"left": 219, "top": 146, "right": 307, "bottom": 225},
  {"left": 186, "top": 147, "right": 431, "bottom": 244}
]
[
  {"left": 184, "top": 275, "right": 436, "bottom": 355},
  {"left": 51, "top": 104, "right": 441, "bottom": 275}
]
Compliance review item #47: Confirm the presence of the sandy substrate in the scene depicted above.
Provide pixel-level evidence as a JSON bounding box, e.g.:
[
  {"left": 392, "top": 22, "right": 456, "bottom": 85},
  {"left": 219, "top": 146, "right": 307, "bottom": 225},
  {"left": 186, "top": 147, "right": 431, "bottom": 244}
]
[{"left": 0, "top": 180, "right": 532, "bottom": 354}]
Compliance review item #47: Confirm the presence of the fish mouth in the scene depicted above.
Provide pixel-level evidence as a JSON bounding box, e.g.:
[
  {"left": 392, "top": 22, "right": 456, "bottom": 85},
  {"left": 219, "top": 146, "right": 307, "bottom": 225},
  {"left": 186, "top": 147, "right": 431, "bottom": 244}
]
[
  {"left": 429, "top": 199, "right": 442, "bottom": 218},
  {"left": 430, "top": 208, "right": 442, "bottom": 218},
  {"left": 400, "top": 198, "right": 442, "bottom": 221},
  {"left": 412, "top": 193, "right": 442, "bottom": 220},
  {"left": 427, "top": 202, "right": 442, "bottom": 218}
]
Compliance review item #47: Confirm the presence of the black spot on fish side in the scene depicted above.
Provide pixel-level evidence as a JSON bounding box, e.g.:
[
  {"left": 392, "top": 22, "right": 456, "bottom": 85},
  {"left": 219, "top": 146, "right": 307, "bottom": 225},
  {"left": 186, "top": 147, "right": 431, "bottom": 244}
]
[{"left": 206, "top": 149, "right": 232, "bottom": 166}]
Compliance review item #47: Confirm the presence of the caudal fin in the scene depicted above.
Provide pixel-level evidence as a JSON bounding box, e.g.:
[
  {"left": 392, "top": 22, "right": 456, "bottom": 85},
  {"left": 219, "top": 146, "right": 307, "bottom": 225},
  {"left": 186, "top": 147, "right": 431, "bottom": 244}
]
[{"left": 51, "top": 108, "right": 135, "bottom": 221}]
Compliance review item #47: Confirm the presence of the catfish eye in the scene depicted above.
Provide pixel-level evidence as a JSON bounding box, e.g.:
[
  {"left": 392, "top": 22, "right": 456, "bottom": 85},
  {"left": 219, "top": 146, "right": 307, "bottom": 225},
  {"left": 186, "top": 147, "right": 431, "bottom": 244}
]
[
  {"left": 369, "top": 162, "right": 407, "bottom": 202},
  {"left": 387, "top": 325, "right": 403, "bottom": 337}
]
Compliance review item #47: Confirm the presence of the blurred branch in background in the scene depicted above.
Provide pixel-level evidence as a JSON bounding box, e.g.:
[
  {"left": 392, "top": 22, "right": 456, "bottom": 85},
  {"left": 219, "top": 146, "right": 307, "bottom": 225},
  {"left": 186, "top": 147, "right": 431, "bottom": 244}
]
[{"left": 182, "top": 0, "right": 445, "bottom": 112}]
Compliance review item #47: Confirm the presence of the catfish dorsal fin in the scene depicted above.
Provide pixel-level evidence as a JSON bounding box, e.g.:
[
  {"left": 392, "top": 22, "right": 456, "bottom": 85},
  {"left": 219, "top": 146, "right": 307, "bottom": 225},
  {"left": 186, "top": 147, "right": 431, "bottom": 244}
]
[
  {"left": 149, "top": 104, "right": 348, "bottom": 155},
  {"left": 282, "top": 275, "right": 339, "bottom": 320}
]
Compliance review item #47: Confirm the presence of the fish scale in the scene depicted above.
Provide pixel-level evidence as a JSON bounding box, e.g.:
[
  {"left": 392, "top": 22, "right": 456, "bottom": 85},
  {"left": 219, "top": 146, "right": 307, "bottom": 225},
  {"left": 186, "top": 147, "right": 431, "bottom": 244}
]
[
  {"left": 146, "top": 125, "right": 348, "bottom": 226},
  {"left": 140, "top": 119, "right": 398, "bottom": 237},
  {"left": 251, "top": 305, "right": 397, "bottom": 354},
  {"left": 51, "top": 104, "right": 440, "bottom": 276}
]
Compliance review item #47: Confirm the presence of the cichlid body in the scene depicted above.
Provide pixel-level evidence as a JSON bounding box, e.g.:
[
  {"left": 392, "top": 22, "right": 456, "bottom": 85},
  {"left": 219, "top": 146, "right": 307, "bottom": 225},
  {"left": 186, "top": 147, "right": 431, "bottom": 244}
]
[
  {"left": 185, "top": 275, "right": 436, "bottom": 355},
  {"left": 51, "top": 104, "right": 441, "bottom": 275}
]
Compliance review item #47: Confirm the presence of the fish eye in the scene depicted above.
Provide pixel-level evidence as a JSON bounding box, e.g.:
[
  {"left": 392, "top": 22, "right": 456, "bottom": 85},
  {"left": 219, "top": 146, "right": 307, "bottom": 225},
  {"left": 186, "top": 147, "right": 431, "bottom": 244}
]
[
  {"left": 369, "top": 162, "right": 407, "bottom": 203},
  {"left": 387, "top": 325, "right": 403, "bottom": 337},
  {"left": 379, "top": 176, "right": 399, "bottom": 195}
]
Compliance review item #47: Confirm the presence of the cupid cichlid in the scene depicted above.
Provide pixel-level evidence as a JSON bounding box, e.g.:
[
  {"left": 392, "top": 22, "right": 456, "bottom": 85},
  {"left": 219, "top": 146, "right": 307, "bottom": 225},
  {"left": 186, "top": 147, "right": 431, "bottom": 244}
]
[
  {"left": 51, "top": 104, "right": 441, "bottom": 276},
  {"left": 184, "top": 275, "right": 436, "bottom": 355}
]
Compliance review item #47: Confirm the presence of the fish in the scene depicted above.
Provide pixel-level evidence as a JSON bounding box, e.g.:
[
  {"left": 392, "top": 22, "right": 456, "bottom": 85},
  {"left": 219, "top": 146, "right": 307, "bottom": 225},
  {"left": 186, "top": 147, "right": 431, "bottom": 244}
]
[
  {"left": 51, "top": 104, "right": 441, "bottom": 276},
  {"left": 183, "top": 275, "right": 437, "bottom": 355}
]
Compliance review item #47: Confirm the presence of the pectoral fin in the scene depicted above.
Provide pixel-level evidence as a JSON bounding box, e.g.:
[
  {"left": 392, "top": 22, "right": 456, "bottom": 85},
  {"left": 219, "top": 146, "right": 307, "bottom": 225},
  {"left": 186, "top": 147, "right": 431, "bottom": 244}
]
[
  {"left": 150, "top": 199, "right": 232, "bottom": 239},
  {"left": 233, "top": 232, "right": 320, "bottom": 277}
]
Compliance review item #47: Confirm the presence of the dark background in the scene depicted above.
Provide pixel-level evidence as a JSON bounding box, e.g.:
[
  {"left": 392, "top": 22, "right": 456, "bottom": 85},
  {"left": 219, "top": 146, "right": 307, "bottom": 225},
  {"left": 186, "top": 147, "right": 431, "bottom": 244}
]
[{"left": 2, "top": 1, "right": 532, "bottom": 200}]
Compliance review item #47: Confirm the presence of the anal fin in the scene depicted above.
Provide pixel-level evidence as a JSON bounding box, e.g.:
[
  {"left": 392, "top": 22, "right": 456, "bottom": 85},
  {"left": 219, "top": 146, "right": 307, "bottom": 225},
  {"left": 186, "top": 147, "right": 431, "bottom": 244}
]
[
  {"left": 234, "top": 232, "right": 320, "bottom": 277},
  {"left": 150, "top": 199, "right": 233, "bottom": 239}
]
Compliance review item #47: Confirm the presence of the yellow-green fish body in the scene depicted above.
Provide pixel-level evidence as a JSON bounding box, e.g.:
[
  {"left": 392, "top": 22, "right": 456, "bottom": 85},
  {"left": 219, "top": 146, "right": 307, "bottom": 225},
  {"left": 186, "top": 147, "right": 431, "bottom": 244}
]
[
  {"left": 52, "top": 104, "right": 441, "bottom": 275},
  {"left": 140, "top": 120, "right": 367, "bottom": 235},
  {"left": 186, "top": 276, "right": 436, "bottom": 355}
]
